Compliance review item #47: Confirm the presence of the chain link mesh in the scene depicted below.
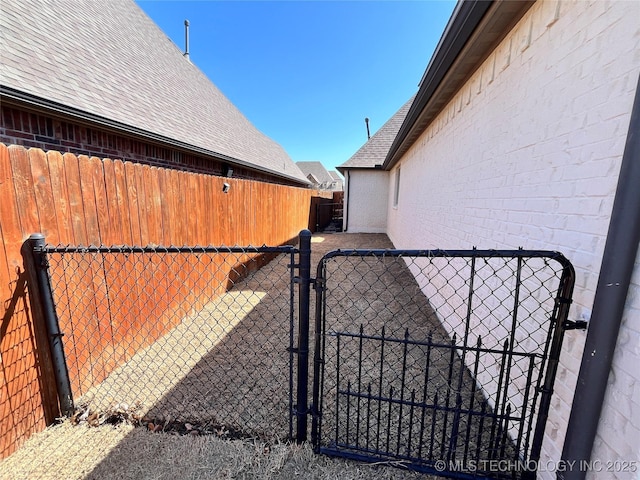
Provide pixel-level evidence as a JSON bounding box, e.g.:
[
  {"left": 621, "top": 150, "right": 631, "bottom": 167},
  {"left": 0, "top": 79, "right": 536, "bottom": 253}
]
[
  {"left": 45, "top": 245, "right": 297, "bottom": 441},
  {"left": 314, "top": 250, "right": 573, "bottom": 478}
]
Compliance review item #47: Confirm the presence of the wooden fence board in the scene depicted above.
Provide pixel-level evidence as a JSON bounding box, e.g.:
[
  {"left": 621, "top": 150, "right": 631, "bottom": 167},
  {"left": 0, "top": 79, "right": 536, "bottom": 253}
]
[
  {"left": 62, "top": 153, "right": 88, "bottom": 245},
  {"left": 0, "top": 144, "right": 313, "bottom": 458},
  {"left": 47, "top": 151, "right": 73, "bottom": 245},
  {"left": 29, "top": 149, "right": 57, "bottom": 243}
]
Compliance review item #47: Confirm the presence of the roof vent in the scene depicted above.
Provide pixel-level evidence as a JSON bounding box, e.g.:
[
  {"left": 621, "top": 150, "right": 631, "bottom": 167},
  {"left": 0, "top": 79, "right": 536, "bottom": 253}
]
[
  {"left": 184, "top": 19, "right": 190, "bottom": 59},
  {"left": 365, "top": 117, "right": 370, "bottom": 140}
]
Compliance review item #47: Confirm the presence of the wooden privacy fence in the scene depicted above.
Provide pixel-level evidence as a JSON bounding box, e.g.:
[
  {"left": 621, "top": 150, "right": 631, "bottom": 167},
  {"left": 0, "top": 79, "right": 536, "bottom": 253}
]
[{"left": 0, "top": 143, "right": 312, "bottom": 458}]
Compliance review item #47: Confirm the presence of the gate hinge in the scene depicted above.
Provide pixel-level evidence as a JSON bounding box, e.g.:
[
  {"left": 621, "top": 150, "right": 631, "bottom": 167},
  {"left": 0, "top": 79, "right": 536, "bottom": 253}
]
[
  {"left": 563, "top": 320, "right": 588, "bottom": 330},
  {"left": 292, "top": 277, "right": 317, "bottom": 285},
  {"left": 313, "top": 278, "right": 325, "bottom": 290}
]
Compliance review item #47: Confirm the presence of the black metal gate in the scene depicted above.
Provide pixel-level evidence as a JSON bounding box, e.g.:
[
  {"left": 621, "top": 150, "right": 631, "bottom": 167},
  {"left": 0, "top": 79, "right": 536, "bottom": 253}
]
[{"left": 309, "top": 249, "right": 577, "bottom": 479}]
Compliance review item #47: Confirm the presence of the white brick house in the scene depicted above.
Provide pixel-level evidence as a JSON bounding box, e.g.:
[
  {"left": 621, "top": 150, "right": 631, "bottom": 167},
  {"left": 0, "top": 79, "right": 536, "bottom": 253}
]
[
  {"left": 342, "top": 1, "right": 640, "bottom": 478},
  {"left": 339, "top": 97, "right": 413, "bottom": 233}
]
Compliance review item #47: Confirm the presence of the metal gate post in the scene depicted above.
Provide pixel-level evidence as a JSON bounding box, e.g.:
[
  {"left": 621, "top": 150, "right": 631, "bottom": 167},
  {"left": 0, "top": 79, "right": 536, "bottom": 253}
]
[
  {"left": 295, "top": 229, "right": 312, "bottom": 441},
  {"left": 25, "top": 233, "right": 74, "bottom": 416}
]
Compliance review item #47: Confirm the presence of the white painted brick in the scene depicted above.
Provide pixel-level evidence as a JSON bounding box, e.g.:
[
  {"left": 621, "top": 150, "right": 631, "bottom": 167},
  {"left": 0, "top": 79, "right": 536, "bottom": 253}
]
[{"left": 383, "top": 0, "right": 640, "bottom": 470}]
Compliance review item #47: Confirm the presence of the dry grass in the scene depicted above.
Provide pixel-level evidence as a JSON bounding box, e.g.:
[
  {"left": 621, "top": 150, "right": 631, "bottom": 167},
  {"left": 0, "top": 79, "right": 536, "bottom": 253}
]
[{"left": 0, "top": 420, "right": 436, "bottom": 480}]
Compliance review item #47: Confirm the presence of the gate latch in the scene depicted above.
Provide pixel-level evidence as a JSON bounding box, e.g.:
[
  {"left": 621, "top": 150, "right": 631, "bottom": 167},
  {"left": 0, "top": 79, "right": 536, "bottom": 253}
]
[{"left": 563, "top": 320, "right": 588, "bottom": 330}]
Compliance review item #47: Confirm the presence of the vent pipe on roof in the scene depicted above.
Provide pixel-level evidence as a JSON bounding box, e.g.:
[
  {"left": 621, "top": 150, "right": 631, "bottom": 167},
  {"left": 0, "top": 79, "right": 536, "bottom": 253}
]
[
  {"left": 365, "top": 117, "right": 370, "bottom": 140},
  {"left": 184, "top": 19, "right": 190, "bottom": 59}
]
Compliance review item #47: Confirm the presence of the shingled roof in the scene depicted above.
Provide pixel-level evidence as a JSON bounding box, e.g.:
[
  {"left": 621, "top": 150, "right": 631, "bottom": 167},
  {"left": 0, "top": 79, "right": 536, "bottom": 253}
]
[
  {"left": 338, "top": 96, "right": 415, "bottom": 172},
  {"left": 296, "top": 161, "right": 335, "bottom": 185},
  {"left": 0, "top": 0, "right": 308, "bottom": 185}
]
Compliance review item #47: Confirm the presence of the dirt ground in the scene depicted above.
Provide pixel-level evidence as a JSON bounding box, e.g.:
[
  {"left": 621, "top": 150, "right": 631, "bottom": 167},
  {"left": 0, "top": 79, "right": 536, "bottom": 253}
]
[{"left": 2, "top": 233, "right": 444, "bottom": 480}]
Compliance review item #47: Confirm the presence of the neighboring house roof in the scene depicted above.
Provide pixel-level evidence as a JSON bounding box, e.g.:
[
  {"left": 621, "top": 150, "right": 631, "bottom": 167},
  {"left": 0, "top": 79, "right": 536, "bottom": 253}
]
[
  {"left": 384, "top": 0, "right": 533, "bottom": 169},
  {"left": 0, "top": 0, "right": 309, "bottom": 185},
  {"left": 306, "top": 173, "right": 321, "bottom": 185},
  {"left": 329, "top": 171, "right": 342, "bottom": 181},
  {"left": 296, "top": 161, "right": 335, "bottom": 185},
  {"left": 338, "top": 96, "right": 415, "bottom": 172}
]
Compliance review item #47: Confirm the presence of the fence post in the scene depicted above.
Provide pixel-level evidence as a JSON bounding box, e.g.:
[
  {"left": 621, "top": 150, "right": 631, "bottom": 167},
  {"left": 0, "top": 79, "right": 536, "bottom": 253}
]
[
  {"left": 23, "top": 234, "right": 74, "bottom": 416},
  {"left": 295, "top": 229, "right": 312, "bottom": 442}
]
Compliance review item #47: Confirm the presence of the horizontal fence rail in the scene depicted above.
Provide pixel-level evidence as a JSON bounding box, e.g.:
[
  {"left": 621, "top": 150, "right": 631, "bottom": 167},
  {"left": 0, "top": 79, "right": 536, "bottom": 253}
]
[
  {"left": 40, "top": 242, "right": 299, "bottom": 441},
  {"left": 312, "top": 249, "right": 575, "bottom": 480}
]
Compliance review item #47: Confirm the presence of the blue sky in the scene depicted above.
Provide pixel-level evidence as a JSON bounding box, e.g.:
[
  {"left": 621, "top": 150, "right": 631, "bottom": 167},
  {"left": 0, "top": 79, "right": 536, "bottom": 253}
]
[{"left": 136, "top": 1, "right": 456, "bottom": 174}]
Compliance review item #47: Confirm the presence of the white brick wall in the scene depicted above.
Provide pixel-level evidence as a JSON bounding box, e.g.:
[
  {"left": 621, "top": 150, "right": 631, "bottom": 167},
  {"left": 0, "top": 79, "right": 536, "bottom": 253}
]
[
  {"left": 385, "top": 0, "right": 640, "bottom": 477},
  {"left": 344, "top": 169, "right": 389, "bottom": 233}
]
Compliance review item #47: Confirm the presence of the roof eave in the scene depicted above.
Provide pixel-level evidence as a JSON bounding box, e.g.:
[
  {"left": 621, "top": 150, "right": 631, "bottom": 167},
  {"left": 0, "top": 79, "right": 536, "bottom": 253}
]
[
  {"left": 337, "top": 164, "right": 385, "bottom": 175},
  {"left": 1, "top": 86, "right": 311, "bottom": 187},
  {"left": 383, "top": 0, "right": 534, "bottom": 170}
]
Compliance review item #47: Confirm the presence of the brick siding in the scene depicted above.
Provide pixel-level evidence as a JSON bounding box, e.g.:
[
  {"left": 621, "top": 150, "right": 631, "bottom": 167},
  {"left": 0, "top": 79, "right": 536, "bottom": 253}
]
[
  {"left": 385, "top": 1, "right": 640, "bottom": 477},
  {"left": 0, "top": 105, "right": 297, "bottom": 186}
]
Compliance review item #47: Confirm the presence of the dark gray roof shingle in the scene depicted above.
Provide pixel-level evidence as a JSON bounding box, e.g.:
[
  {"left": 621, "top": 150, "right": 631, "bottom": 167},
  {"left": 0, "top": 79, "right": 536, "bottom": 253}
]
[
  {"left": 338, "top": 96, "right": 415, "bottom": 171},
  {"left": 0, "top": 0, "right": 308, "bottom": 184}
]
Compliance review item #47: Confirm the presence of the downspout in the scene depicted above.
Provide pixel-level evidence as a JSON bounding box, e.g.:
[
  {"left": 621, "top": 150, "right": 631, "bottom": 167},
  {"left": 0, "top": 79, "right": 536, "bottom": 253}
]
[
  {"left": 344, "top": 171, "right": 350, "bottom": 232},
  {"left": 559, "top": 74, "right": 640, "bottom": 479}
]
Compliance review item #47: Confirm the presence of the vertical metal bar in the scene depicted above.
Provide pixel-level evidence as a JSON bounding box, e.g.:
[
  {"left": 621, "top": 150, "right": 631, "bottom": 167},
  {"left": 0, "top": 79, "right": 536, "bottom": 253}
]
[
  {"left": 386, "top": 386, "right": 393, "bottom": 454},
  {"left": 365, "top": 384, "right": 372, "bottom": 451},
  {"left": 531, "top": 265, "right": 575, "bottom": 465},
  {"left": 288, "top": 249, "right": 296, "bottom": 440},
  {"left": 440, "top": 334, "right": 457, "bottom": 458},
  {"left": 456, "top": 254, "right": 476, "bottom": 387},
  {"left": 418, "top": 332, "right": 432, "bottom": 460},
  {"left": 447, "top": 394, "right": 463, "bottom": 462},
  {"left": 28, "top": 234, "right": 74, "bottom": 416},
  {"left": 311, "top": 256, "right": 326, "bottom": 448},
  {"left": 516, "top": 354, "right": 536, "bottom": 458},
  {"left": 375, "top": 326, "right": 386, "bottom": 453},
  {"left": 495, "top": 256, "right": 523, "bottom": 453},
  {"left": 396, "top": 328, "right": 410, "bottom": 456},
  {"left": 490, "top": 339, "right": 510, "bottom": 459},
  {"left": 463, "top": 336, "right": 483, "bottom": 462},
  {"left": 429, "top": 392, "right": 438, "bottom": 459},
  {"left": 346, "top": 380, "right": 352, "bottom": 445},
  {"left": 335, "top": 333, "right": 341, "bottom": 445},
  {"left": 475, "top": 401, "right": 488, "bottom": 463},
  {"left": 499, "top": 403, "right": 512, "bottom": 458},
  {"left": 356, "top": 324, "right": 364, "bottom": 448},
  {"left": 295, "top": 229, "right": 312, "bottom": 442},
  {"left": 407, "top": 389, "right": 416, "bottom": 458}
]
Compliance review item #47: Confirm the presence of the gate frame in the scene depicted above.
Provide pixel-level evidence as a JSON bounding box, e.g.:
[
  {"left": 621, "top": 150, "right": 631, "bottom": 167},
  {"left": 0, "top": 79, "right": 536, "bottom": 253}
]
[{"left": 308, "top": 248, "right": 579, "bottom": 479}]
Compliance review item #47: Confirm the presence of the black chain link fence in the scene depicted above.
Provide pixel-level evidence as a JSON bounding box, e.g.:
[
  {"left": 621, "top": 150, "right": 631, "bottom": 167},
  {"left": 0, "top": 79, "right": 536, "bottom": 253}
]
[
  {"left": 30, "top": 238, "right": 576, "bottom": 479},
  {"left": 44, "top": 244, "right": 298, "bottom": 441},
  {"left": 311, "top": 250, "right": 574, "bottom": 479}
]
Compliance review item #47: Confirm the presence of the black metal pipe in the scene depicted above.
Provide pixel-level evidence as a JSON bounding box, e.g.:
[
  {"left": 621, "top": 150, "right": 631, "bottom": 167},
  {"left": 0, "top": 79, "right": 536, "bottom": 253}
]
[
  {"left": 183, "top": 19, "right": 190, "bottom": 59},
  {"left": 295, "top": 229, "right": 312, "bottom": 441},
  {"left": 344, "top": 171, "right": 350, "bottom": 232},
  {"left": 29, "top": 233, "right": 74, "bottom": 416},
  {"left": 559, "top": 75, "right": 640, "bottom": 479}
]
